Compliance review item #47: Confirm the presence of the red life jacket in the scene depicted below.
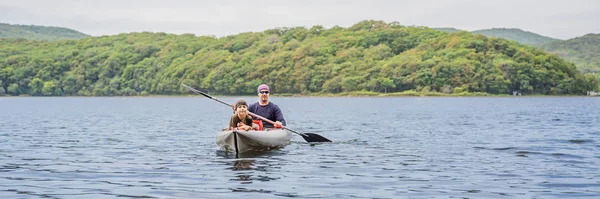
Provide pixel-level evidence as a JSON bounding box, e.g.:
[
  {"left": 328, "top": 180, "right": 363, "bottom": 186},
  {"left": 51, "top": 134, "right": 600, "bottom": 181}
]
[{"left": 252, "top": 120, "right": 263, "bottom": 130}]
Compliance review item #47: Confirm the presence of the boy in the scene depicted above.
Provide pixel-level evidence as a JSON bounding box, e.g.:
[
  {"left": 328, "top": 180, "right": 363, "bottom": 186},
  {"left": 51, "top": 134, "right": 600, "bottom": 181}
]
[{"left": 228, "top": 100, "right": 260, "bottom": 131}]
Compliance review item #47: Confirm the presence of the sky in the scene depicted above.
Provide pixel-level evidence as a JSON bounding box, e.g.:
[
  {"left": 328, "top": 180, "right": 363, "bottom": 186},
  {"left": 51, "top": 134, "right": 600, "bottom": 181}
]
[{"left": 1, "top": 0, "right": 599, "bottom": 40}]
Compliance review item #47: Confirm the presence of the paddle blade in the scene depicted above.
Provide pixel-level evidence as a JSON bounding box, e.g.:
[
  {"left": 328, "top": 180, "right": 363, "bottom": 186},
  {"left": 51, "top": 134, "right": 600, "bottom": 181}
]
[{"left": 302, "top": 133, "right": 332, "bottom": 142}]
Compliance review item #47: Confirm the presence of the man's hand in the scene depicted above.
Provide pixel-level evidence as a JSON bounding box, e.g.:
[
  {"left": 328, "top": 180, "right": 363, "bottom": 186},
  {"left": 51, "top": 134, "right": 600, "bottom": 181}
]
[{"left": 274, "top": 121, "right": 283, "bottom": 128}]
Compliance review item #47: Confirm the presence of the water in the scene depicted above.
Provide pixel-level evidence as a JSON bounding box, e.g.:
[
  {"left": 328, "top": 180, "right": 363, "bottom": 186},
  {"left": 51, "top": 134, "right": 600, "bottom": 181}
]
[{"left": 1, "top": 97, "right": 599, "bottom": 198}]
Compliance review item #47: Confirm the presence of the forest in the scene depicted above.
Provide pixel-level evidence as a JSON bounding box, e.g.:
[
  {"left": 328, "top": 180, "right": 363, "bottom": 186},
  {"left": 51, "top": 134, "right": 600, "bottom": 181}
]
[{"left": 0, "top": 20, "right": 598, "bottom": 96}]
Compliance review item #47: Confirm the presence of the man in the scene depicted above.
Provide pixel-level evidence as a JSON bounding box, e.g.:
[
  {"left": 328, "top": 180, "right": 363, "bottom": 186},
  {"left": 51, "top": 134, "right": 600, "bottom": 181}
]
[{"left": 248, "top": 84, "right": 286, "bottom": 129}]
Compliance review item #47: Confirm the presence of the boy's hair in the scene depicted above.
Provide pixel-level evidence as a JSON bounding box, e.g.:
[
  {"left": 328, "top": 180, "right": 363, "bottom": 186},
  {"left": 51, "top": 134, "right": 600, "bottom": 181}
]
[{"left": 235, "top": 99, "right": 248, "bottom": 110}]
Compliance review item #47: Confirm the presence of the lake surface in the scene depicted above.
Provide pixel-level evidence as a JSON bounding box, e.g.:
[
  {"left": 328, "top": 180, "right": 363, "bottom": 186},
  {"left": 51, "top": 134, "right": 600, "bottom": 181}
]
[{"left": 1, "top": 97, "right": 599, "bottom": 198}]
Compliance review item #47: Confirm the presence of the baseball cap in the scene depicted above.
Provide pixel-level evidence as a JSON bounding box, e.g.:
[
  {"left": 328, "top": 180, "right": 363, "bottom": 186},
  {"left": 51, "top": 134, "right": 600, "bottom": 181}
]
[{"left": 257, "top": 84, "right": 270, "bottom": 93}]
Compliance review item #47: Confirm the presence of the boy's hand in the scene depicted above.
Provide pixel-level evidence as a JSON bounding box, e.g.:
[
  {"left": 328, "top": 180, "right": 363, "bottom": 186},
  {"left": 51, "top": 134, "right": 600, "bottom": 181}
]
[{"left": 238, "top": 122, "right": 249, "bottom": 130}]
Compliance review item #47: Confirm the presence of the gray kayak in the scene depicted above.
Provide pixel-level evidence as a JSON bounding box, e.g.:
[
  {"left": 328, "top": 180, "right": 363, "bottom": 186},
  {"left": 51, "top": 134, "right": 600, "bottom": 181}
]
[{"left": 216, "top": 129, "right": 292, "bottom": 153}]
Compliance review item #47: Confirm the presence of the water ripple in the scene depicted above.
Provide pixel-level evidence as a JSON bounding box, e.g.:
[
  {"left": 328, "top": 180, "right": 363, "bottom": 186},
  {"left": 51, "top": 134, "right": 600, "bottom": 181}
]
[{"left": 1, "top": 97, "right": 599, "bottom": 198}]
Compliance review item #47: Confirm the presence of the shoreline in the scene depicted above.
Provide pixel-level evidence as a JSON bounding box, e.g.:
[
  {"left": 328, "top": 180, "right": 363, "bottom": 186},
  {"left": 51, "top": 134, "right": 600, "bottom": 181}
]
[{"left": 1, "top": 92, "right": 596, "bottom": 98}]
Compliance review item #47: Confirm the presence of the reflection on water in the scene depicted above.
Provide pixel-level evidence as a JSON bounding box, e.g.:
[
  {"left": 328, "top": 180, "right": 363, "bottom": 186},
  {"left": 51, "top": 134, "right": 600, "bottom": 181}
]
[
  {"left": 216, "top": 149, "right": 278, "bottom": 159},
  {"left": 217, "top": 150, "right": 287, "bottom": 185},
  {"left": 232, "top": 159, "right": 255, "bottom": 171},
  {"left": 231, "top": 159, "right": 254, "bottom": 184}
]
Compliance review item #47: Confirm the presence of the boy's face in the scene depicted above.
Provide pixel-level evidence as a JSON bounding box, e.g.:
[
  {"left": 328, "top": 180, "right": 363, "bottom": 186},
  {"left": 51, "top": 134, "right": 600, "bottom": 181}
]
[{"left": 236, "top": 105, "right": 248, "bottom": 115}]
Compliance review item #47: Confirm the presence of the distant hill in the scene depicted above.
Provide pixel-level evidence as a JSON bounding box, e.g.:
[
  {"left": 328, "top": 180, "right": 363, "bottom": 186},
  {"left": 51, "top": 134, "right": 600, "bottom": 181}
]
[
  {"left": 432, "top": 27, "right": 463, "bottom": 33},
  {"left": 472, "top": 28, "right": 561, "bottom": 45},
  {"left": 433, "top": 27, "right": 560, "bottom": 45},
  {"left": 0, "top": 23, "right": 89, "bottom": 41},
  {"left": 539, "top": 34, "right": 600, "bottom": 73},
  {"left": 434, "top": 27, "right": 598, "bottom": 74}
]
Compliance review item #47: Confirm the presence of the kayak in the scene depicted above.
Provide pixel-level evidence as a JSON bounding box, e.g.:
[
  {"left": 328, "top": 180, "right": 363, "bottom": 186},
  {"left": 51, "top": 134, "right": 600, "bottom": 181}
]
[{"left": 216, "top": 129, "right": 292, "bottom": 153}]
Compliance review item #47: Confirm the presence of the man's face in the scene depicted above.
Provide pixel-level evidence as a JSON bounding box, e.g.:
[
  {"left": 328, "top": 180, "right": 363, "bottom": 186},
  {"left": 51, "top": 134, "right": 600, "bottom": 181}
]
[{"left": 258, "top": 90, "right": 269, "bottom": 102}]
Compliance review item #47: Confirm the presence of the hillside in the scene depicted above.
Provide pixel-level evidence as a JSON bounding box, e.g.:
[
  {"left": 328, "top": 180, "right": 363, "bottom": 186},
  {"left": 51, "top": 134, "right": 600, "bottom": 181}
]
[
  {"left": 0, "top": 23, "right": 89, "bottom": 41},
  {"left": 432, "top": 27, "right": 463, "bottom": 33},
  {"left": 0, "top": 20, "right": 597, "bottom": 96},
  {"left": 433, "top": 27, "right": 559, "bottom": 45},
  {"left": 539, "top": 34, "right": 600, "bottom": 73},
  {"left": 472, "top": 28, "right": 561, "bottom": 45}
]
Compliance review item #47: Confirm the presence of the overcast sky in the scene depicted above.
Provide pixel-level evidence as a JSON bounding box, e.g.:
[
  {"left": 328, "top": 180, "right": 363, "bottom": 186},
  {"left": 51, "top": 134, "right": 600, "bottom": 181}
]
[{"left": 1, "top": 0, "right": 598, "bottom": 39}]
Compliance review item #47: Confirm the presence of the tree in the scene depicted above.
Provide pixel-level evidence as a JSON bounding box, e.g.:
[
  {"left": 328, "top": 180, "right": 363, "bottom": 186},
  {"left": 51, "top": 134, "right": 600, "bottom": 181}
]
[
  {"left": 7, "top": 83, "right": 19, "bottom": 95},
  {"left": 341, "top": 76, "right": 363, "bottom": 92},
  {"left": 0, "top": 67, "right": 13, "bottom": 84},
  {"left": 42, "top": 81, "right": 58, "bottom": 96},
  {"left": 322, "top": 76, "right": 342, "bottom": 93},
  {"left": 310, "top": 25, "right": 325, "bottom": 35},
  {"left": 28, "top": 78, "right": 44, "bottom": 96},
  {"left": 379, "top": 77, "right": 395, "bottom": 93},
  {"left": 62, "top": 73, "right": 84, "bottom": 95}
]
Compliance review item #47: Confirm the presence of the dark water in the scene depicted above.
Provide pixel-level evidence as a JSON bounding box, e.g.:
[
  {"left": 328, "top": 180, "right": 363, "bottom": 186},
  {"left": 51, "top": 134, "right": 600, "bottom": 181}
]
[{"left": 1, "top": 97, "right": 599, "bottom": 198}]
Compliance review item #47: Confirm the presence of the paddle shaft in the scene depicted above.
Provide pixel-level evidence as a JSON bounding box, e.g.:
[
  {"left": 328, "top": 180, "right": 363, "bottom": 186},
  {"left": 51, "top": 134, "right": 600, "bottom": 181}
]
[
  {"left": 246, "top": 112, "right": 307, "bottom": 137},
  {"left": 181, "top": 84, "right": 309, "bottom": 137}
]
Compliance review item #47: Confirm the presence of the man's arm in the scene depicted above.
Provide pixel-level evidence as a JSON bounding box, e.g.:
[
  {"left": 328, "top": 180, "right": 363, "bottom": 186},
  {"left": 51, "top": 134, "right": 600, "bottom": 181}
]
[{"left": 273, "top": 104, "right": 286, "bottom": 126}]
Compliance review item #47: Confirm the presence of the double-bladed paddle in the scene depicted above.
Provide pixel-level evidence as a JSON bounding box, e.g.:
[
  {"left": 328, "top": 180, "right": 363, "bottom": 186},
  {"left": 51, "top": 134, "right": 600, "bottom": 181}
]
[{"left": 182, "top": 84, "right": 332, "bottom": 143}]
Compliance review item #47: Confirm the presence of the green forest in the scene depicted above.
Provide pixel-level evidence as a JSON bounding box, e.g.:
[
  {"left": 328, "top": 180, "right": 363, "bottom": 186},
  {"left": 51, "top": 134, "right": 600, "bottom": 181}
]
[
  {"left": 0, "top": 23, "right": 89, "bottom": 41},
  {"left": 0, "top": 20, "right": 598, "bottom": 97}
]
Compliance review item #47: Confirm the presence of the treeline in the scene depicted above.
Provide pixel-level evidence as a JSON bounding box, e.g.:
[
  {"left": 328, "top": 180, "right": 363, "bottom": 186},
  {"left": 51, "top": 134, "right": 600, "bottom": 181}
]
[
  {"left": 0, "top": 20, "right": 598, "bottom": 96},
  {"left": 0, "top": 23, "right": 89, "bottom": 41}
]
